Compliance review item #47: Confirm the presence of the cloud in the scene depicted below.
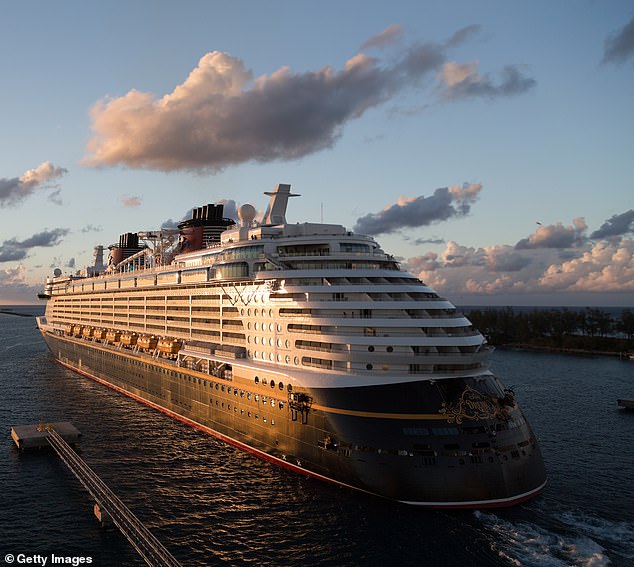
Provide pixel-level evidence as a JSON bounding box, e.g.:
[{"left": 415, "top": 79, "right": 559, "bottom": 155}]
[
  {"left": 440, "top": 61, "right": 536, "bottom": 100},
  {"left": 603, "top": 17, "right": 634, "bottom": 64},
  {"left": 361, "top": 24, "right": 403, "bottom": 50},
  {"left": 0, "top": 162, "right": 67, "bottom": 207},
  {"left": 515, "top": 218, "right": 587, "bottom": 249},
  {"left": 0, "top": 228, "right": 70, "bottom": 263},
  {"left": 445, "top": 25, "right": 482, "bottom": 48},
  {"left": 83, "top": 28, "right": 536, "bottom": 172},
  {"left": 590, "top": 209, "right": 634, "bottom": 239},
  {"left": 538, "top": 239, "right": 634, "bottom": 293},
  {"left": 411, "top": 236, "right": 634, "bottom": 300},
  {"left": 81, "top": 224, "right": 102, "bottom": 233},
  {"left": 121, "top": 195, "right": 142, "bottom": 207},
  {"left": 354, "top": 182, "right": 482, "bottom": 235}
]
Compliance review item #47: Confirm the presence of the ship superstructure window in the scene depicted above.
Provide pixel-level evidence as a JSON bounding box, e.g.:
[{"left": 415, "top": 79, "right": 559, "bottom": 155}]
[
  {"left": 340, "top": 242, "right": 371, "bottom": 254},
  {"left": 278, "top": 244, "right": 329, "bottom": 256},
  {"left": 216, "top": 262, "right": 248, "bottom": 279},
  {"left": 220, "top": 245, "right": 264, "bottom": 261}
]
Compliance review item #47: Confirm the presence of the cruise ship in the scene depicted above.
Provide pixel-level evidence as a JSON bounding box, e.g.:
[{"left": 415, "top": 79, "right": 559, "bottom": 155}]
[{"left": 36, "top": 183, "right": 547, "bottom": 508}]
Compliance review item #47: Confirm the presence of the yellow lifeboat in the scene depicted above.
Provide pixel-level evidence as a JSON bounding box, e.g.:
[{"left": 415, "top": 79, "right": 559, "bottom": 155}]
[
  {"left": 105, "top": 330, "right": 121, "bottom": 344},
  {"left": 120, "top": 332, "right": 138, "bottom": 346},
  {"left": 92, "top": 328, "right": 106, "bottom": 340},
  {"left": 157, "top": 338, "right": 182, "bottom": 358},
  {"left": 138, "top": 335, "right": 158, "bottom": 350},
  {"left": 64, "top": 324, "right": 74, "bottom": 335},
  {"left": 82, "top": 327, "right": 93, "bottom": 338},
  {"left": 72, "top": 325, "right": 83, "bottom": 336}
]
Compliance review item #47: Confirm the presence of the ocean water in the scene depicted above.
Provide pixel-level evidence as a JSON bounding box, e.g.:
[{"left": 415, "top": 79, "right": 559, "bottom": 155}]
[{"left": 1, "top": 306, "right": 633, "bottom": 566}]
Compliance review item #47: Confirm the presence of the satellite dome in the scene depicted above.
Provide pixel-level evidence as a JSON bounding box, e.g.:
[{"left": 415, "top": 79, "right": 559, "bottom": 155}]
[{"left": 237, "top": 203, "right": 256, "bottom": 227}]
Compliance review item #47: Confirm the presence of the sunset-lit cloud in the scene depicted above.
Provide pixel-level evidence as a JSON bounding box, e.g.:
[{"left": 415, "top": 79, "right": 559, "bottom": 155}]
[
  {"left": 515, "top": 218, "right": 587, "bottom": 249},
  {"left": 440, "top": 61, "right": 536, "bottom": 100},
  {"left": 0, "top": 162, "right": 67, "bottom": 207},
  {"left": 121, "top": 195, "right": 142, "bottom": 207},
  {"left": 354, "top": 183, "right": 482, "bottom": 235},
  {"left": 82, "top": 27, "right": 535, "bottom": 172},
  {"left": 360, "top": 24, "right": 403, "bottom": 50},
  {"left": 410, "top": 211, "right": 634, "bottom": 299}
]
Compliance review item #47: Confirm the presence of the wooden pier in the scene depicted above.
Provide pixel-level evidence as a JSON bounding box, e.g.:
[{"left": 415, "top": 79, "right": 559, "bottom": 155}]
[
  {"left": 11, "top": 423, "right": 181, "bottom": 566},
  {"left": 617, "top": 398, "right": 634, "bottom": 410}
]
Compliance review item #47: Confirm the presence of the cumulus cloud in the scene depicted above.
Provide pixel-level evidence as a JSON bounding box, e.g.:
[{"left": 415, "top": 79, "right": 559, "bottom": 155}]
[
  {"left": 0, "top": 229, "right": 70, "bottom": 263},
  {"left": 121, "top": 195, "right": 142, "bottom": 207},
  {"left": 538, "top": 240, "right": 634, "bottom": 293},
  {"left": 515, "top": 218, "right": 587, "bottom": 249},
  {"left": 0, "top": 162, "right": 67, "bottom": 207},
  {"left": 361, "top": 24, "right": 403, "bottom": 50},
  {"left": 83, "top": 28, "right": 536, "bottom": 172},
  {"left": 411, "top": 236, "right": 634, "bottom": 300},
  {"left": 440, "top": 61, "right": 536, "bottom": 100},
  {"left": 603, "top": 17, "right": 634, "bottom": 64},
  {"left": 590, "top": 209, "right": 634, "bottom": 239},
  {"left": 354, "top": 182, "right": 482, "bottom": 235}
]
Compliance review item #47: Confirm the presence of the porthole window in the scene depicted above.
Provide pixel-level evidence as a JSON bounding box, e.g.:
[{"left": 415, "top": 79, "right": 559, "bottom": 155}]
[
  {"left": 255, "top": 395, "right": 259, "bottom": 401},
  {"left": 366, "top": 363, "right": 373, "bottom": 370},
  {"left": 270, "top": 380, "right": 276, "bottom": 389},
  {"left": 387, "top": 346, "right": 393, "bottom": 353},
  {"left": 271, "top": 419, "right": 275, "bottom": 426},
  {"left": 294, "top": 356, "right": 299, "bottom": 365},
  {"left": 285, "top": 340, "right": 290, "bottom": 348},
  {"left": 279, "top": 382, "right": 284, "bottom": 391},
  {"left": 285, "top": 355, "right": 291, "bottom": 364},
  {"left": 254, "top": 376, "right": 259, "bottom": 384},
  {"left": 276, "top": 323, "right": 282, "bottom": 332},
  {"left": 277, "top": 354, "right": 282, "bottom": 362},
  {"left": 279, "top": 401, "right": 284, "bottom": 410},
  {"left": 287, "top": 384, "right": 293, "bottom": 392},
  {"left": 368, "top": 346, "right": 375, "bottom": 352},
  {"left": 269, "top": 353, "right": 274, "bottom": 361},
  {"left": 247, "top": 393, "right": 252, "bottom": 400},
  {"left": 262, "top": 396, "right": 267, "bottom": 403},
  {"left": 263, "top": 417, "right": 267, "bottom": 423},
  {"left": 221, "top": 385, "right": 226, "bottom": 392},
  {"left": 254, "top": 322, "right": 259, "bottom": 331},
  {"left": 269, "top": 323, "right": 274, "bottom": 332},
  {"left": 277, "top": 338, "right": 283, "bottom": 347},
  {"left": 248, "top": 412, "right": 252, "bottom": 417},
  {"left": 270, "top": 399, "right": 275, "bottom": 407}
]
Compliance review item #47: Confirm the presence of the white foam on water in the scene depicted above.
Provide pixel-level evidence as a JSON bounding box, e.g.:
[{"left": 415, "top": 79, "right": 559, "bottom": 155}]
[
  {"left": 557, "top": 510, "right": 634, "bottom": 560},
  {"left": 474, "top": 511, "right": 611, "bottom": 567}
]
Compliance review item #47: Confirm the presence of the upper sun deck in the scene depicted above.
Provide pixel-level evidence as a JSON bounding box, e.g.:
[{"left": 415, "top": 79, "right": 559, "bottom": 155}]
[{"left": 42, "top": 183, "right": 402, "bottom": 295}]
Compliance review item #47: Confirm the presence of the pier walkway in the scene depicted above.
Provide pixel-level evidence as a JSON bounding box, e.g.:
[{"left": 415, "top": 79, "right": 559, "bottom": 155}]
[{"left": 46, "top": 429, "right": 181, "bottom": 567}]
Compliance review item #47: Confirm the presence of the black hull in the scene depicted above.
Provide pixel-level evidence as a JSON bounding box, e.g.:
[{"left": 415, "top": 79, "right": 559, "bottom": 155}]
[{"left": 40, "top": 331, "right": 547, "bottom": 508}]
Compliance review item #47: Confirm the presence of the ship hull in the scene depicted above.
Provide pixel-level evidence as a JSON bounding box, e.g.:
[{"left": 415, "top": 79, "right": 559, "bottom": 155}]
[{"left": 39, "top": 329, "right": 546, "bottom": 508}]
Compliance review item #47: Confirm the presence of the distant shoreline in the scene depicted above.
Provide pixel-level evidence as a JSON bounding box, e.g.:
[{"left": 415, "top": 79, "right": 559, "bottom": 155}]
[
  {"left": 498, "top": 342, "right": 631, "bottom": 359},
  {"left": 0, "top": 309, "right": 34, "bottom": 318}
]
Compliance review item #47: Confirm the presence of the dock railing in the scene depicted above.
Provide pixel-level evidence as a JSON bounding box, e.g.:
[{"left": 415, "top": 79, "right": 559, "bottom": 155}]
[{"left": 46, "top": 429, "right": 181, "bottom": 567}]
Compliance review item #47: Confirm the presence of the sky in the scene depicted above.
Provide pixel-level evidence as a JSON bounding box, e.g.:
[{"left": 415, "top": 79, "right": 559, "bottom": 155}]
[{"left": 1, "top": 1, "right": 633, "bottom": 307}]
